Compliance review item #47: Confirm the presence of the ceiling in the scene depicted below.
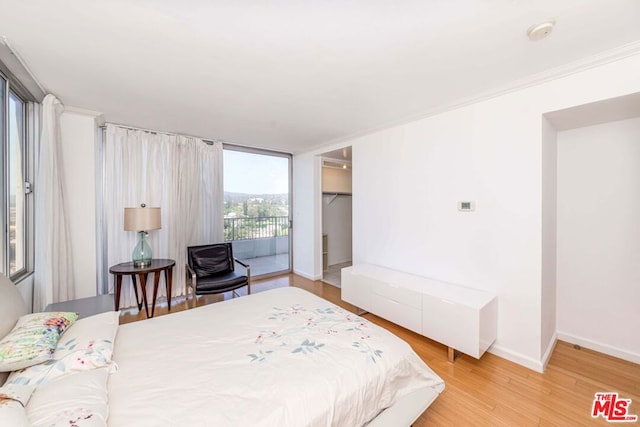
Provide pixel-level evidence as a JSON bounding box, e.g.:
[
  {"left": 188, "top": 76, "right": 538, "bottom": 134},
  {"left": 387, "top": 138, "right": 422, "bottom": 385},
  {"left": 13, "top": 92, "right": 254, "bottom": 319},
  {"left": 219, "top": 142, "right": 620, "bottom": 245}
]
[
  {"left": 1, "top": 1, "right": 639, "bottom": 154},
  {"left": 322, "top": 147, "right": 352, "bottom": 162}
]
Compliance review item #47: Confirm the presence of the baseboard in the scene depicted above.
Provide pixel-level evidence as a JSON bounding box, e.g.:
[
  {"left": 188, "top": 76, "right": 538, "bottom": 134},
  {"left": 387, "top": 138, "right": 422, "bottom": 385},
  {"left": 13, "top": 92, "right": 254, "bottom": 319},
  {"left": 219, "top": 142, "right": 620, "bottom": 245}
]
[
  {"left": 556, "top": 331, "right": 640, "bottom": 365},
  {"left": 467, "top": 333, "right": 638, "bottom": 373},
  {"left": 487, "top": 344, "right": 545, "bottom": 373},
  {"left": 541, "top": 332, "right": 558, "bottom": 371},
  {"left": 293, "top": 269, "right": 322, "bottom": 281}
]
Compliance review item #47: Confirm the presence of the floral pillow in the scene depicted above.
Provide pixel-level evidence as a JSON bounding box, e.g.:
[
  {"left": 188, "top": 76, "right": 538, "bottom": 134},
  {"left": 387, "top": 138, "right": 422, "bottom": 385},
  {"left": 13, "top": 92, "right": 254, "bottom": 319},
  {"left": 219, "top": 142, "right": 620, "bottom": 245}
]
[
  {"left": 7, "top": 311, "right": 119, "bottom": 386},
  {"left": 0, "top": 312, "right": 78, "bottom": 372},
  {"left": 0, "top": 383, "right": 36, "bottom": 427}
]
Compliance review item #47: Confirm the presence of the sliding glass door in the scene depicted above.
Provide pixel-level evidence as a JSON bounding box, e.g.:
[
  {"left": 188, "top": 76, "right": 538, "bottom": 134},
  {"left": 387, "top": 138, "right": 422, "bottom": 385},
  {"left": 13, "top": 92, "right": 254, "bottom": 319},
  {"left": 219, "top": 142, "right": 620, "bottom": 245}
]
[{"left": 223, "top": 146, "right": 291, "bottom": 277}]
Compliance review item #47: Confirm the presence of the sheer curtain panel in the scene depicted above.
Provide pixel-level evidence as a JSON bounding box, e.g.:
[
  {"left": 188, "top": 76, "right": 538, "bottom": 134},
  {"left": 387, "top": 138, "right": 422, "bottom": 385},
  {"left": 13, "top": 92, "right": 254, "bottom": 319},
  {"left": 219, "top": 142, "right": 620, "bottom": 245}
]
[
  {"left": 102, "top": 125, "right": 223, "bottom": 308},
  {"left": 33, "top": 95, "right": 75, "bottom": 311}
]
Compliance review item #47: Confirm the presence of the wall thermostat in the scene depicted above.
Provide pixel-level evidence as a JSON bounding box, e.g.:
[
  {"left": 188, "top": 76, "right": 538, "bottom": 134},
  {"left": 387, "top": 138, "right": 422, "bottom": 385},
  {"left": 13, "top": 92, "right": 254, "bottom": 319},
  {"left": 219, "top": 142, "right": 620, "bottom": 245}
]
[{"left": 458, "top": 201, "right": 475, "bottom": 212}]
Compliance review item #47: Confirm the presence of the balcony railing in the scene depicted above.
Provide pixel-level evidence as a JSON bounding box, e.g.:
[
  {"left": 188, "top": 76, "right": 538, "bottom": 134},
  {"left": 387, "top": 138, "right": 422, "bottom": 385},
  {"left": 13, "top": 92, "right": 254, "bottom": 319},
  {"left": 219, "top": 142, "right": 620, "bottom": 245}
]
[{"left": 224, "top": 216, "right": 289, "bottom": 241}]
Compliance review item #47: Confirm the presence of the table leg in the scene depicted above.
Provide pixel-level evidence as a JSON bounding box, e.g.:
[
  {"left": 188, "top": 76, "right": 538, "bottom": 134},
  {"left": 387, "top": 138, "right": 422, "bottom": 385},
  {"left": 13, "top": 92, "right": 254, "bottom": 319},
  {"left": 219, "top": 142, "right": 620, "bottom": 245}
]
[
  {"left": 165, "top": 267, "right": 173, "bottom": 312},
  {"left": 151, "top": 271, "right": 161, "bottom": 318},
  {"left": 131, "top": 275, "right": 142, "bottom": 310},
  {"left": 138, "top": 273, "right": 150, "bottom": 318},
  {"left": 114, "top": 274, "right": 122, "bottom": 311}
]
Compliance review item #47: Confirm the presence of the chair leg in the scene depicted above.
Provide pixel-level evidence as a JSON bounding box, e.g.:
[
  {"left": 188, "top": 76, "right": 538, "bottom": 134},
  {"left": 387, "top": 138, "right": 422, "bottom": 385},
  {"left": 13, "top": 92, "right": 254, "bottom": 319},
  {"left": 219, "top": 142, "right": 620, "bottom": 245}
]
[
  {"left": 186, "top": 283, "right": 194, "bottom": 309},
  {"left": 185, "top": 271, "right": 197, "bottom": 309}
]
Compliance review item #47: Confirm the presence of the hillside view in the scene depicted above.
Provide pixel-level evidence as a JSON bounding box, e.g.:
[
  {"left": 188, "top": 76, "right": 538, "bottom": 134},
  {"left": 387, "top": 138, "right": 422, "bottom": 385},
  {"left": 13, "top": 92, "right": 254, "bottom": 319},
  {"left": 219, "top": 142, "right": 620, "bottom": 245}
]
[
  {"left": 223, "top": 192, "right": 289, "bottom": 241},
  {"left": 224, "top": 192, "right": 288, "bottom": 218}
]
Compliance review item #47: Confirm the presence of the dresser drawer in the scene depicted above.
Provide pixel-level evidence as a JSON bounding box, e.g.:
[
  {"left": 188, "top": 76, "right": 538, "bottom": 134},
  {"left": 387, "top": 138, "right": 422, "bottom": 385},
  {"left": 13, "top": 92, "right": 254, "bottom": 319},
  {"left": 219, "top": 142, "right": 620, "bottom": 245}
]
[
  {"left": 422, "top": 294, "right": 478, "bottom": 357},
  {"left": 370, "top": 280, "right": 422, "bottom": 310},
  {"left": 341, "top": 267, "right": 371, "bottom": 311},
  {"left": 371, "top": 293, "right": 422, "bottom": 334}
]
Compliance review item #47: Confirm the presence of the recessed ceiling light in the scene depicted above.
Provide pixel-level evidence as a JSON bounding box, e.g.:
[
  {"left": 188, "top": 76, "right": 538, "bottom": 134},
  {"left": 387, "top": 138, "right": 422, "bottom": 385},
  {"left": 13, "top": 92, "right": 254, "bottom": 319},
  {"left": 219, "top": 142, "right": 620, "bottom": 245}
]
[{"left": 527, "top": 20, "right": 555, "bottom": 41}]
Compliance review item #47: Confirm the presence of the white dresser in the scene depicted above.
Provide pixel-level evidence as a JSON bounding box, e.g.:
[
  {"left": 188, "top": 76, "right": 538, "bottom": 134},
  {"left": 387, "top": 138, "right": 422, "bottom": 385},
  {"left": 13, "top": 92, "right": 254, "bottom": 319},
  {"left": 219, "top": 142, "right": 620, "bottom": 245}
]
[{"left": 342, "top": 264, "right": 497, "bottom": 360}]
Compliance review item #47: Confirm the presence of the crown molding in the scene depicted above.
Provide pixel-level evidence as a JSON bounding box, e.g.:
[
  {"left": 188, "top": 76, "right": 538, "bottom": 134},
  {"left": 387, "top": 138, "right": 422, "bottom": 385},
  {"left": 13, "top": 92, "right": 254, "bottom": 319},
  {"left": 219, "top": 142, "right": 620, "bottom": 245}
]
[
  {"left": 63, "top": 105, "right": 104, "bottom": 118},
  {"left": 448, "top": 39, "right": 640, "bottom": 110},
  {"left": 303, "top": 40, "right": 640, "bottom": 155},
  {"left": 0, "top": 36, "right": 46, "bottom": 102}
]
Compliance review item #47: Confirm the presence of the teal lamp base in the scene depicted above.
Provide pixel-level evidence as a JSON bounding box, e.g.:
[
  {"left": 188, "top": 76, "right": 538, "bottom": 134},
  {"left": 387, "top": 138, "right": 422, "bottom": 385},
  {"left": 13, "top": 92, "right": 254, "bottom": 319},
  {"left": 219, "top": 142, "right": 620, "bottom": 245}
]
[{"left": 132, "top": 231, "right": 152, "bottom": 268}]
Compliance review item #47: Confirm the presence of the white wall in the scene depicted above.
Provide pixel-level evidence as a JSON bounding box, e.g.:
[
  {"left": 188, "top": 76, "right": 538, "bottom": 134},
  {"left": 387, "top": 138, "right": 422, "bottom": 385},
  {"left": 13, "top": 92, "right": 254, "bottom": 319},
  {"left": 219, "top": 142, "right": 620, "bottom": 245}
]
[
  {"left": 292, "top": 153, "right": 322, "bottom": 279},
  {"left": 556, "top": 118, "right": 640, "bottom": 363},
  {"left": 293, "top": 52, "right": 640, "bottom": 371},
  {"left": 322, "top": 194, "right": 352, "bottom": 266},
  {"left": 350, "top": 99, "right": 545, "bottom": 368},
  {"left": 59, "top": 110, "right": 98, "bottom": 298},
  {"left": 16, "top": 274, "right": 33, "bottom": 313}
]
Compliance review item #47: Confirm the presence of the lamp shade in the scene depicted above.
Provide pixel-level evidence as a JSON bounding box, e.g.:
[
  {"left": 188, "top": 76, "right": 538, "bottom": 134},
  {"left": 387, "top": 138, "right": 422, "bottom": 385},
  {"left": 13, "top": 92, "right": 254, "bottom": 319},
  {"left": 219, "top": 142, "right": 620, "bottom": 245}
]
[{"left": 124, "top": 206, "right": 161, "bottom": 231}]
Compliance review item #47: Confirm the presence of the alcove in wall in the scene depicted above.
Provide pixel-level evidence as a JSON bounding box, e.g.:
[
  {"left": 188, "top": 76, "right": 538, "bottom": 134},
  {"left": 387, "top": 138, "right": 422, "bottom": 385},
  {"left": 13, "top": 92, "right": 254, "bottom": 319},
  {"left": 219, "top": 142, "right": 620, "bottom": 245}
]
[{"left": 542, "top": 92, "right": 640, "bottom": 364}]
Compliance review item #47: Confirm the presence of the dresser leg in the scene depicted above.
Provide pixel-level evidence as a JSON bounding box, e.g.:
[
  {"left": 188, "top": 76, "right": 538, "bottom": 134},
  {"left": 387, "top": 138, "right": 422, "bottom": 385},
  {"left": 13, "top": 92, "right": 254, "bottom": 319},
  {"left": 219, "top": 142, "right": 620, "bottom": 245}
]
[{"left": 448, "top": 347, "right": 461, "bottom": 363}]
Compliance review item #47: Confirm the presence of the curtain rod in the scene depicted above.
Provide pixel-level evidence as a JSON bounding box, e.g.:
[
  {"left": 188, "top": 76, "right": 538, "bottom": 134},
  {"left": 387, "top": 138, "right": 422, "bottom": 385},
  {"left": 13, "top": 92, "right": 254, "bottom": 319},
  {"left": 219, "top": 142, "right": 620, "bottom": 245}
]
[
  {"left": 100, "top": 123, "right": 294, "bottom": 156},
  {"left": 100, "top": 123, "right": 219, "bottom": 145}
]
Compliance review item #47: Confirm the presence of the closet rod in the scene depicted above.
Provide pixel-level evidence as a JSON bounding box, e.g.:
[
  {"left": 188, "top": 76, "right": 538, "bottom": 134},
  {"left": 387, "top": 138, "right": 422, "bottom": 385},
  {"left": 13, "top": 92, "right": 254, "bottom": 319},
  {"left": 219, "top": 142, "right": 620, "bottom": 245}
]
[{"left": 322, "top": 192, "right": 352, "bottom": 196}]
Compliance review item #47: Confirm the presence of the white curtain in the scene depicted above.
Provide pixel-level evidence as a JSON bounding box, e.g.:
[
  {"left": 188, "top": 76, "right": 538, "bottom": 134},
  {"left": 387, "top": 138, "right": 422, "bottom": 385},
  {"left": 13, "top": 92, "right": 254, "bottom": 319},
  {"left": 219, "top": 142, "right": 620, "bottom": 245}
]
[
  {"left": 102, "top": 124, "right": 223, "bottom": 308},
  {"left": 33, "top": 95, "right": 75, "bottom": 311}
]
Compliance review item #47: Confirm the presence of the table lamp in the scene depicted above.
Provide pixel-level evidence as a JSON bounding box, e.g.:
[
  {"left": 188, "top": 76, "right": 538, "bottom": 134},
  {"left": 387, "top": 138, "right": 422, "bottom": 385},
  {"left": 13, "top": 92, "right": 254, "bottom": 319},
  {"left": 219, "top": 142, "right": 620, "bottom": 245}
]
[{"left": 124, "top": 204, "right": 161, "bottom": 267}]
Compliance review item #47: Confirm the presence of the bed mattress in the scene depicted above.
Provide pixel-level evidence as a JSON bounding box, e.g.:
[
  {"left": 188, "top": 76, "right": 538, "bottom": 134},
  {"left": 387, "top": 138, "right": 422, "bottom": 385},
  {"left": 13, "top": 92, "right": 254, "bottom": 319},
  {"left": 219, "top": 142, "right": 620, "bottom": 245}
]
[{"left": 108, "top": 287, "right": 444, "bottom": 426}]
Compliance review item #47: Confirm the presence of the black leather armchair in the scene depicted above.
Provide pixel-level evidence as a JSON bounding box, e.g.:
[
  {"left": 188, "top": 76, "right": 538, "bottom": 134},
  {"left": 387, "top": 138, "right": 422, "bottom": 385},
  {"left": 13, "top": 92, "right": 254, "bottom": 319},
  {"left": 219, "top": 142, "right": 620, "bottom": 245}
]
[{"left": 185, "top": 243, "right": 250, "bottom": 306}]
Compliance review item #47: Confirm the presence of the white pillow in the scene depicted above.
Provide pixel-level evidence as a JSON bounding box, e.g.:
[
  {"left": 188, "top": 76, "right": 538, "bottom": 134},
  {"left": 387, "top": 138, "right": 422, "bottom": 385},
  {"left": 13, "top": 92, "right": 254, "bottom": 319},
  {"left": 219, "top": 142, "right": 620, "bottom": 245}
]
[
  {"left": 26, "top": 367, "right": 109, "bottom": 427},
  {"left": 0, "top": 383, "right": 35, "bottom": 427},
  {"left": 0, "top": 312, "right": 78, "bottom": 372},
  {"left": 7, "top": 311, "right": 119, "bottom": 386}
]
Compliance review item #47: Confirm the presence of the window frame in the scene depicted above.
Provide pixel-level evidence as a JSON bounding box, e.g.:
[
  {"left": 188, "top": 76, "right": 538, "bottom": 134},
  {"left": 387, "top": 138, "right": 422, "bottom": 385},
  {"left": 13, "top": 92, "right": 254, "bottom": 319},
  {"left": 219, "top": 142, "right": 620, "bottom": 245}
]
[
  {"left": 222, "top": 143, "right": 293, "bottom": 278},
  {"left": 0, "top": 67, "right": 35, "bottom": 282}
]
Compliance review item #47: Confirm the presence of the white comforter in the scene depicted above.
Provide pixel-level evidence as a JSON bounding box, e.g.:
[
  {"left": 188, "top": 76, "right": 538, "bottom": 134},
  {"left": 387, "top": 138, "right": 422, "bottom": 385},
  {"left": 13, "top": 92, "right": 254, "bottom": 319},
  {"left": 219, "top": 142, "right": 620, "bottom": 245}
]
[{"left": 108, "top": 287, "right": 444, "bottom": 426}]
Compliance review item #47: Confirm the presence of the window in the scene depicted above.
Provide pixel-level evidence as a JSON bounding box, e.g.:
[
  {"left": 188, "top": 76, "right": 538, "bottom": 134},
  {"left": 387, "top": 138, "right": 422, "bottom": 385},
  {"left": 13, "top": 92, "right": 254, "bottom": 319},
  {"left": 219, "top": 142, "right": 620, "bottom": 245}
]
[{"left": 0, "top": 69, "right": 33, "bottom": 280}]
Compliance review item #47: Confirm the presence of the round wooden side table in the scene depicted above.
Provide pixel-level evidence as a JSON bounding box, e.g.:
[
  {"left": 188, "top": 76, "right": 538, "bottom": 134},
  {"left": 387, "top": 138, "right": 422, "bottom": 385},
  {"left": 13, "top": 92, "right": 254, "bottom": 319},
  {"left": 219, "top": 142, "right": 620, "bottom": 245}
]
[{"left": 109, "top": 258, "right": 175, "bottom": 318}]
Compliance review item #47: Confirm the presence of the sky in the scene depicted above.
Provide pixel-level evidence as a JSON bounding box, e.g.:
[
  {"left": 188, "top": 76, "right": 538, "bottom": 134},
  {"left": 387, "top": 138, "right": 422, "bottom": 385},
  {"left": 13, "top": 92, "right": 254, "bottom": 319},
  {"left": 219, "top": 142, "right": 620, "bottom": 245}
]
[{"left": 223, "top": 149, "right": 289, "bottom": 194}]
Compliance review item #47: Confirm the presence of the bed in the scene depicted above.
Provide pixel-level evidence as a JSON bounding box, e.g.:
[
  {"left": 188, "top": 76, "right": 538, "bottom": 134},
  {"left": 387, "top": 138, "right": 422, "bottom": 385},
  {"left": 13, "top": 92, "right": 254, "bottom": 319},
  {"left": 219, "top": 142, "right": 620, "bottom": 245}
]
[{"left": 0, "top": 275, "right": 444, "bottom": 426}]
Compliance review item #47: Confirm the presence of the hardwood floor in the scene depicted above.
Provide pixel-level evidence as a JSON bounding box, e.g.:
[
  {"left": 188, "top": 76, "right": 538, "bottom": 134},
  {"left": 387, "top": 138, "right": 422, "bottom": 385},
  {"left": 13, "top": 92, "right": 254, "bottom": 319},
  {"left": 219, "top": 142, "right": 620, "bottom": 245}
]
[{"left": 120, "top": 273, "right": 640, "bottom": 426}]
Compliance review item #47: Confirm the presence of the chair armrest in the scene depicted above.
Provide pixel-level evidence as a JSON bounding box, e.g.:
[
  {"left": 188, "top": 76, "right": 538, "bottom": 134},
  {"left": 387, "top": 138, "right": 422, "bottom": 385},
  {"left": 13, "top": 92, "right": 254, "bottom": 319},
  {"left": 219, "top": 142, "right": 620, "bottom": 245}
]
[
  {"left": 234, "top": 258, "right": 251, "bottom": 279},
  {"left": 234, "top": 258, "right": 249, "bottom": 268},
  {"left": 185, "top": 263, "right": 197, "bottom": 282},
  {"left": 234, "top": 258, "right": 251, "bottom": 295}
]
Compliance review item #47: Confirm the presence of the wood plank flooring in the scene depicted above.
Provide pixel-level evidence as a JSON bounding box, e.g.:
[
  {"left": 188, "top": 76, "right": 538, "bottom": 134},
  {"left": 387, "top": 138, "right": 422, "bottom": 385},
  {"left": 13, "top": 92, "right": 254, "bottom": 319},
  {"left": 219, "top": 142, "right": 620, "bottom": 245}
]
[{"left": 120, "top": 273, "right": 640, "bottom": 426}]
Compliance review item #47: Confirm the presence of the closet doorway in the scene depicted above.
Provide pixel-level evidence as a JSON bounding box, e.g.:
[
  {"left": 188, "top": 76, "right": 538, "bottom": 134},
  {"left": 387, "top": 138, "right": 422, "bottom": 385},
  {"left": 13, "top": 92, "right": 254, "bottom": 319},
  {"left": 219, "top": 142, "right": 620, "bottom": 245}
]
[{"left": 320, "top": 147, "right": 352, "bottom": 288}]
